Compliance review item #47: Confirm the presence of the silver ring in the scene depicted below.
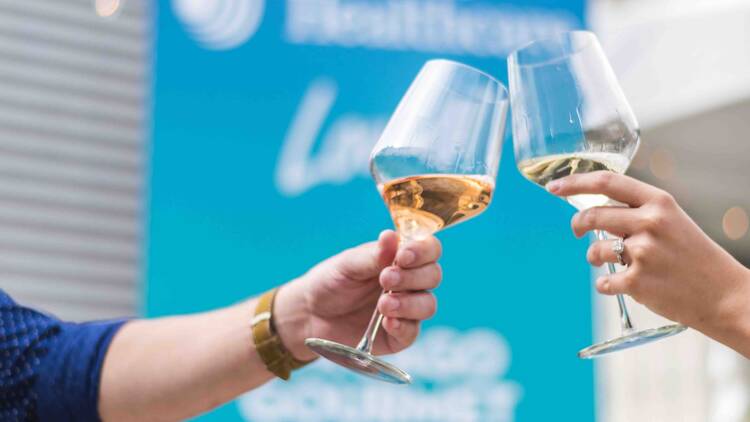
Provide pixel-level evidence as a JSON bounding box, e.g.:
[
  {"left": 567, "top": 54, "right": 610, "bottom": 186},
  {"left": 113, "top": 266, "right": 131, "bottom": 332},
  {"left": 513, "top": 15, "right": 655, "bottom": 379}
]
[{"left": 612, "top": 238, "right": 626, "bottom": 266}]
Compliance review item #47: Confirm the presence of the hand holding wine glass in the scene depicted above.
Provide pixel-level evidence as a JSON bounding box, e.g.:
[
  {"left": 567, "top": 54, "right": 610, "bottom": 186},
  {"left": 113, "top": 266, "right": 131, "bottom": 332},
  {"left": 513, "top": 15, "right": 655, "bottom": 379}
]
[
  {"left": 306, "top": 59, "right": 508, "bottom": 383},
  {"left": 275, "top": 229, "right": 442, "bottom": 362},
  {"left": 546, "top": 171, "right": 750, "bottom": 358},
  {"left": 508, "top": 31, "right": 685, "bottom": 358}
]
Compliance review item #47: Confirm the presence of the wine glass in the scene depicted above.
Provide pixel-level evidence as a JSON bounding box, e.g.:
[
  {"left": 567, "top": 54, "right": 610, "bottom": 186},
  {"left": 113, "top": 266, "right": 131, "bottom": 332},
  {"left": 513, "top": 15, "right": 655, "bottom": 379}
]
[
  {"left": 508, "top": 31, "right": 686, "bottom": 358},
  {"left": 305, "top": 59, "right": 508, "bottom": 383}
]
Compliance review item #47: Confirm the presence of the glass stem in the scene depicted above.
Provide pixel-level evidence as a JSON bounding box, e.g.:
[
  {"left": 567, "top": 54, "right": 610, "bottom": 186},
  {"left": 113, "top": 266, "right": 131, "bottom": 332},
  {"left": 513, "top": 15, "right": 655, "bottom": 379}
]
[
  {"left": 595, "top": 230, "right": 635, "bottom": 334},
  {"left": 356, "top": 305, "right": 385, "bottom": 353},
  {"left": 355, "top": 236, "right": 410, "bottom": 353}
]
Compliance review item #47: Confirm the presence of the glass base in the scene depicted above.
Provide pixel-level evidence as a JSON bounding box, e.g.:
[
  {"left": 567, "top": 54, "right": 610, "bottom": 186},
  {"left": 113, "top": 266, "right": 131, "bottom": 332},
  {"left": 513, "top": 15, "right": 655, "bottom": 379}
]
[
  {"left": 578, "top": 324, "right": 687, "bottom": 359},
  {"left": 305, "top": 338, "right": 412, "bottom": 384}
]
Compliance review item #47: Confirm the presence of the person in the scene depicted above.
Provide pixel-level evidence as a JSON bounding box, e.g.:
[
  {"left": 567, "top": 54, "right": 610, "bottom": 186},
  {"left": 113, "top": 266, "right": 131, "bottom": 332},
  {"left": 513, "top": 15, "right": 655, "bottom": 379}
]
[
  {"left": 0, "top": 230, "right": 442, "bottom": 421},
  {"left": 546, "top": 171, "right": 750, "bottom": 358}
]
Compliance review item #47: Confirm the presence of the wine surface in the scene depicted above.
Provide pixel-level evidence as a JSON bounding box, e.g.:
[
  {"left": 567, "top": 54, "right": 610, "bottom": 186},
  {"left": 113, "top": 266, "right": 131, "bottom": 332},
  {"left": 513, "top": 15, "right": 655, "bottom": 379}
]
[
  {"left": 380, "top": 174, "right": 494, "bottom": 240},
  {"left": 518, "top": 152, "right": 630, "bottom": 210}
]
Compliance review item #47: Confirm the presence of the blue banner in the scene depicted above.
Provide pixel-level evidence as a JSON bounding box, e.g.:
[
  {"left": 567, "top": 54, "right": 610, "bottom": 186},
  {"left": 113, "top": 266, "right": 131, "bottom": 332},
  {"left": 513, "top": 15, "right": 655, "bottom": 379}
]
[{"left": 148, "top": 1, "right": 593, "bottom": 421}]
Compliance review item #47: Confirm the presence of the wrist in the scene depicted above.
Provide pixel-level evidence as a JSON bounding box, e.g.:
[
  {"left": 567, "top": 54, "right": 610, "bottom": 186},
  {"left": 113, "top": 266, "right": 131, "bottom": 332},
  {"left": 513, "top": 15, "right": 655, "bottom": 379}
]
[
  {"left": 273, "top": 282, "right": 316, "bottom": 361},
  {"left": 711, "top": 265, "right": 750, "bottom": 357},
  {"left": 731, "top": 268, "right": 750, "bottom": 335}
]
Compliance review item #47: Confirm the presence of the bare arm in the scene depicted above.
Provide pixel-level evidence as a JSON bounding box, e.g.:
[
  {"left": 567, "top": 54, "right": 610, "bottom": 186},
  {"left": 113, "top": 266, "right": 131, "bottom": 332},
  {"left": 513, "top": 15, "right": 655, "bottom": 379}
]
[
  {"left": 98, "top": 298, "right": 272, "bottom": 421},
  {"left": 98, "top": 231, "right": 442, "bottom": 421}
]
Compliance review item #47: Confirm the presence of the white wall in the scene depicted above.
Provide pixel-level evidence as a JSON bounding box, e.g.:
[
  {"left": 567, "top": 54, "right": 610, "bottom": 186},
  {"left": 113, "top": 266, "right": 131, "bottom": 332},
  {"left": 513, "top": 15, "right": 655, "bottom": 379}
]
[
  {"left": 0, "top": 0, "right": 150, "bottom": 321},
  {"left": 590, "top": 0, "right": 750, "bottom": 129},
  {"left": 589, "top": 1, "right": 750, "bottom": 421}
]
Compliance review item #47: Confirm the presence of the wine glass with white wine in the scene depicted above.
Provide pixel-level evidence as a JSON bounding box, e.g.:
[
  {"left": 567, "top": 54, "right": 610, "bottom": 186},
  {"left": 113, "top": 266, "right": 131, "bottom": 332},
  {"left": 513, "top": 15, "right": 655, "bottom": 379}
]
[
  {"left": 305, "top": 59, "right": 508, "bottom": 383},
  {"left": 508, "top": 31, "right": 686, "bottom": 358}
]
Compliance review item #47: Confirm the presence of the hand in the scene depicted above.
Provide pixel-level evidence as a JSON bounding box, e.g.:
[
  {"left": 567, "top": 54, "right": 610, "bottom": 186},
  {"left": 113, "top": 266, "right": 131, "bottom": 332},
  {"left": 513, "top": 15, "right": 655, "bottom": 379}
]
[
  {"left": 547, "top": 172, "right": 750, "bottom": 347},
  {"left": 273, "top": 230, "right": 442, "bottom": 361}
]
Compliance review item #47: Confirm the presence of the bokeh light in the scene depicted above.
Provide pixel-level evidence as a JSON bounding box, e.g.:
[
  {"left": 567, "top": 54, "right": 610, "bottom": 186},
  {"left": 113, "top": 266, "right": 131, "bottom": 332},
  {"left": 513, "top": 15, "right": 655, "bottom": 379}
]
[
  {"left": 95, "top": 0, "right": 121, "bottom": 18},
  {"left": 723, "top": 206, "right": 749, "bottom": 240},
  {"left": 648, "top": 147, "right": 676, "bottom": 180}
]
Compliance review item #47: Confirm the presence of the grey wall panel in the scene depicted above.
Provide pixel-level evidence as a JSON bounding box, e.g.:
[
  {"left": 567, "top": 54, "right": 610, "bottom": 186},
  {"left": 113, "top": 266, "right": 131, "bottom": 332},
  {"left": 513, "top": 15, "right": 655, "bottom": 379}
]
[{"left": 0, "top": 0, "right": 149, "bottom": 320}]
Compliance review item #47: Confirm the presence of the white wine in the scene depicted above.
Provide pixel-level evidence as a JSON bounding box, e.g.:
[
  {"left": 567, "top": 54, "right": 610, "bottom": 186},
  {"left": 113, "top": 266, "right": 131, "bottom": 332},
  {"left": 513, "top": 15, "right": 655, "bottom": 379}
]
[
  {"left": 380, "top": 174, "right": 494, "bottom": 240},
  {"left": 517, "top": 152, "right": 630, "bottom": 210}
]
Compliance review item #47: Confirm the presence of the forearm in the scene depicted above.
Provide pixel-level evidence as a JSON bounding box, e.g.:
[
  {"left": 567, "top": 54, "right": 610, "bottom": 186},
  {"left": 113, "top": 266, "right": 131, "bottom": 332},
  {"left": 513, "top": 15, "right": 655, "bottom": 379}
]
[
  {"left": 98, "top": 298, "right": 274, "bottom": 422},
  {"left": 95, "top": 231, "right": 441, "bottom": 421},
  {"left": 695, "top": 265, "right": 750, "bottom": 359}
]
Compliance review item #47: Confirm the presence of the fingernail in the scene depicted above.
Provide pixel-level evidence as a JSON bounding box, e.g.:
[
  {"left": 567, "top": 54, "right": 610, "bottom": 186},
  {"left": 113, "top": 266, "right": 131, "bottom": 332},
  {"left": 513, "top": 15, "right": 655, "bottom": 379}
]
[
  {"left": 382, "top": 269, "right": 401, "bottom": 289},
  {"left": 397, "top": 249, "right": 416, "bottom": 266},
  {"left": 546, "top": 180, "right": 562, "bottom": 193}
]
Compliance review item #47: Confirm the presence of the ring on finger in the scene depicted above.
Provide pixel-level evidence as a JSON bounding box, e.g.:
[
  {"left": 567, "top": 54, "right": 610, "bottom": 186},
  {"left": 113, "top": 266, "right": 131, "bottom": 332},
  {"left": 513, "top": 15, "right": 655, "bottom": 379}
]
[{"left": 612, "top": 238, "right": 626, "bottom": 266}]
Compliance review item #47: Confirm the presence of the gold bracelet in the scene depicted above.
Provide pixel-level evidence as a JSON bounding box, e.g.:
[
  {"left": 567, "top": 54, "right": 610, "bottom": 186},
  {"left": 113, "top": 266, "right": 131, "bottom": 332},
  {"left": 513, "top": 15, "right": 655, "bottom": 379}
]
[{"left": 251, "top": 288, "right": 315, "bottom": 380}]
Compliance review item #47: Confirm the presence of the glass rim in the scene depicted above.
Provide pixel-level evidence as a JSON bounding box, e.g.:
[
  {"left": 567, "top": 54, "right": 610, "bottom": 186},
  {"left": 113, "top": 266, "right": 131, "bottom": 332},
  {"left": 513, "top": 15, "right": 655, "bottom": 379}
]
[
  {"left": 424, "top": 58, "right": 509, "bottom": 102},
  {"left": 509, "top": 30, "right": 598, "bottom": 69}
]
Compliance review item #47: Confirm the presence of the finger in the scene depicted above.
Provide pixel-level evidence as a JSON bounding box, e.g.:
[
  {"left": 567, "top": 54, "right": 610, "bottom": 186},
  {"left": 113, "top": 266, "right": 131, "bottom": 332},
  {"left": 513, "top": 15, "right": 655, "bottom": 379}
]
[
  {"left": 395, "top": 235, "right": 442, "bottom": 269},
  {"left": 381, "top": 318, "right": 420, "bottom": 351},
  {"left": 378, "top": 291, "right": 437, "bottom": 320},
  {"left": 572, "top": 207, "right": 642, "bottom": 238},
  {"left": 546, "top": 171, "right": 663, "bottom": 207},
  {"left": 379, "top": 263, "right": 442, "bottom": 291},
  {"left": 595, "top": 272, "right": 632, "bottom": 296},
  {"left": 587, "top": 239, "right": 631, "bottom": 267},
  {"left": 334, "top": 230, "right": 398, "bottom": 280}
]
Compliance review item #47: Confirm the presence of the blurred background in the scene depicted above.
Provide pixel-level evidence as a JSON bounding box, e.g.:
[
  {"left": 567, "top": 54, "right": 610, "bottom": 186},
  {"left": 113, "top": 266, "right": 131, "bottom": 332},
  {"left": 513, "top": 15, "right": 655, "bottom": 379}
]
[{"left": 0, "top": 0, "right": 747, "bottom": 421}]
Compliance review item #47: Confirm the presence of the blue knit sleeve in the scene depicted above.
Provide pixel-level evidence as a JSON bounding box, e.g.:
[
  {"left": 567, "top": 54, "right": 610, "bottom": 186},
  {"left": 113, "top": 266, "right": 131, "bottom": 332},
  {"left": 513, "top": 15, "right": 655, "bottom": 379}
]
[{"left": 0, "top": 290, "right": 127, "bottom": 422}]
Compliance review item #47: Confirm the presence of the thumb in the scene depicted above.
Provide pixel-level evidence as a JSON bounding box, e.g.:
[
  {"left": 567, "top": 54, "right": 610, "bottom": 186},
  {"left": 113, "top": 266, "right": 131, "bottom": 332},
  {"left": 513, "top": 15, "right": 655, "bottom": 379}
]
[{"left": 334, "top": 230, "right": 398, "bottom": 281}]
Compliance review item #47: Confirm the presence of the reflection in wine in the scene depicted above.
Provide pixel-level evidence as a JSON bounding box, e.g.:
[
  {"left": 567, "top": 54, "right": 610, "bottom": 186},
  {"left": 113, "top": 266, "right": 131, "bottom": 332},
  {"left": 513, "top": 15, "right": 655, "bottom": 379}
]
[
  {"left": 518, "top": 152, "right": 630, "bottom": 210},
  {"left": 380, "top": 174, "right": 494, "bottom": 239}
]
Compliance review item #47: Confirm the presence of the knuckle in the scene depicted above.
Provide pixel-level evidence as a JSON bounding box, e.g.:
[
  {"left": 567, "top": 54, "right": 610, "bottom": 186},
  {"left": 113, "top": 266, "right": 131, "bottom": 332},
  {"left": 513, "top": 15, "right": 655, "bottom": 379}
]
[
  {"left": 628, "top": 243, "right": 644, "bottom": 260},
  {"left": 653, "top": 191, "right": 676, "bottom": 207},
  {"left": 593, "top": 171, "right": 612, "bottom": 190},
  {"left": 579, "top": 209, "right": 598, "bottom": 230},
  {"left": 627, "top": 242, "right": 649, "bottom": 263},
  {"left": 642, "top": 211, "right": 666, "bottom": 232},
  {"left": 405, "top": 241, "right": 420, "bottom": 256},
  {"left": 582, "top": 209, "right": 596, "bottom": 227},
  {"left": 628, "top": 264, "right": 643, "bottom": 278}
]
